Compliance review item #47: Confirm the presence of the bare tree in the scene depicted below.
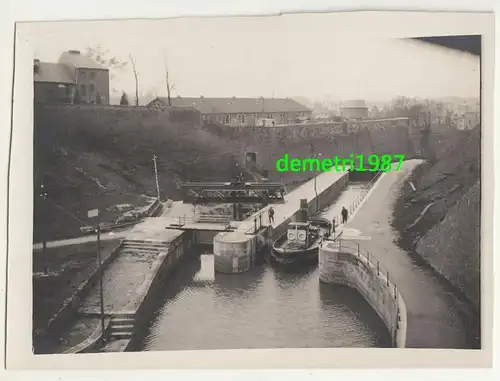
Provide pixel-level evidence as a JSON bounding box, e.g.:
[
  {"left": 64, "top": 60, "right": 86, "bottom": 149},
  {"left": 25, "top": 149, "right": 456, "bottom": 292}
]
[
  {"left": 164, "top": 62, "right": 176, "bottom": 106},
  {"left": 129, "top": 55, "right": 139, "bottom": 106},
  {"left": 84, "top": 45, "right": 127, "bottom": 77}
]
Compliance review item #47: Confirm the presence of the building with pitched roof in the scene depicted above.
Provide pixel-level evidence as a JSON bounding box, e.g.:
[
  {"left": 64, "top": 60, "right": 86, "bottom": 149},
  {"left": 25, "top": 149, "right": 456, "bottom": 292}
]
[
  {"left": 34, "top": 50, "right": 110, "bottom": 104},
  {"left": 339, "top": 99, "right": 369, "bottom": 120},
  {"left": 147, "top": 96, "right": 312, "bottom": 126}
]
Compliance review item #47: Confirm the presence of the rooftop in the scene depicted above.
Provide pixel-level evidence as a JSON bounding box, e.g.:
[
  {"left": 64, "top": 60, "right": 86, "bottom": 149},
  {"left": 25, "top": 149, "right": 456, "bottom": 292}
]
[
  {"left": 150, "top": 96, "right": 311, "bottom": 114},
  {"left": 340, "top": 99, "right": 368, "bottom": 109},
  {"left": 34, "top": 61, "right": 75, "bottom": 84},
  {"left": 58, "top": 50, "right": 107, "bottom": 70}
]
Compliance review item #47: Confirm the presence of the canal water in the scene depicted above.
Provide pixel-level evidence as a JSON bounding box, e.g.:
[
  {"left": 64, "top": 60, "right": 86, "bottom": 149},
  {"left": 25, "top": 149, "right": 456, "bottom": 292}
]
[{"left": 139, "top": 184, "right": 392, "bottom": 351}]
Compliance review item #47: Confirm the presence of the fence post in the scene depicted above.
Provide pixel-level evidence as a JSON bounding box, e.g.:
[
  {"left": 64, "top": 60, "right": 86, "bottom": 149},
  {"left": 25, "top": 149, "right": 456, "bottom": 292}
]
[
  {"left": 394, "top": 284, "right": 397, "bottom": 299},
  {"left": 254, "top": 218, "right": 257, "bottom": 234},
  {"left": 259, "top": 214, "right": 262, "bottom": 228},
  {"left": 387, "top": 271, "right": 390, "bottom": 286},
  {"left": 357, "top": 242, "right": 360, "bottom": 257},
  {"left": 367, "top": 251, "right": 370, "bottom": 264},
  {"left": 377, "top": 261, "right": 379, "bottom": 275}
]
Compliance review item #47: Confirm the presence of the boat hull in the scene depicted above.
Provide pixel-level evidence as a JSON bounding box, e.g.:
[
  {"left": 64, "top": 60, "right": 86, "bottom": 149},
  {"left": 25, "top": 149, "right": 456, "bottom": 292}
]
[
  {"left": 270, "top": 245, "right": 319, "bottom": 265},
  {"left": 270, "top": 216, "right": 332, "bottom": 266}
]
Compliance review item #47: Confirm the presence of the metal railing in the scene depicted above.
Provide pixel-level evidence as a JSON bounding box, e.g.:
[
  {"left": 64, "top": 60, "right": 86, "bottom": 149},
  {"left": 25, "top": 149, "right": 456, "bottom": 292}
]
[
  {"left": 321, "top": 238, "right": 398, "bottom": 299},
  {"left": 243, "top": 209, "right": 268, "bottom": 235},
  {"left": 320, "top": 236, "right": 403, "bottom": 345},
  {"left": 331, "top": 171, "right": 382, "bottom": 229},
  {"left": 169, "top": 213, "right": 233, "bottom": 226}
]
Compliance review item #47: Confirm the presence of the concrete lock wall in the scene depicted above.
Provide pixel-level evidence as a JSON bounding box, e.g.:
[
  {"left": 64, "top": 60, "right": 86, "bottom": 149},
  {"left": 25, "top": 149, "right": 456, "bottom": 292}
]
[
  {"left": 319, "top": 243, "right": 407, "bottom": 348},
  {"left": 127, "top": 231, "right": 195, "bottom": 350},
  {"left": 213, "top": 232, "right": 256, "bottom": 273},
  {"left": 194, "top": 230, "right": 220, "bottom": 245}
]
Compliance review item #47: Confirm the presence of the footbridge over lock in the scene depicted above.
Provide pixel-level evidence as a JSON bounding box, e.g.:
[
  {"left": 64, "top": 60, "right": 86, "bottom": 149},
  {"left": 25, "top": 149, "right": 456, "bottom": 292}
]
[{"left": 157, "top": 169, "right": 352, "bottom": 259}]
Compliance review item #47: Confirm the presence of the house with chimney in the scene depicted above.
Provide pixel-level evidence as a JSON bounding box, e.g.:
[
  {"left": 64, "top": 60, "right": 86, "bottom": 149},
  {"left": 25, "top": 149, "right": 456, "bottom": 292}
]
[
  {"left": 147, "top": 96, "right": 312, "bottom": 127},
  {"left": 34, "top": 50, "right": 110, "bottom": 104},
  {"left": 339, "top": 100, "right": 369, "bottom": 120}
]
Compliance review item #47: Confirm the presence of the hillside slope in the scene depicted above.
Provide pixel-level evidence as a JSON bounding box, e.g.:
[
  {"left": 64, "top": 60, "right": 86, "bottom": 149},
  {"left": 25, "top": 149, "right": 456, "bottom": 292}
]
[
  {"left": 391, "top": 126, "right": 481, "bottom": 338},
  {"left": 34, "top": 105, "right": 247, "bottom": 241},
  {"left": 415, "top": 180, "right": 480, "bottom": 310},
  {"left": 392, "top": 126, "right": 480, "bottom": 249},
  {"left": 35, "top": 105, "right": 416, "bottom": 241}
]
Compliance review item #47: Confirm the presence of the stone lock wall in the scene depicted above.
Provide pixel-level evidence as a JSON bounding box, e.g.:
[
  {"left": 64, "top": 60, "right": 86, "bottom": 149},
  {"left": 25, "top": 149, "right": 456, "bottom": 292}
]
[{"left": 319, "top": 242, "right": 407, "bottom": 347}]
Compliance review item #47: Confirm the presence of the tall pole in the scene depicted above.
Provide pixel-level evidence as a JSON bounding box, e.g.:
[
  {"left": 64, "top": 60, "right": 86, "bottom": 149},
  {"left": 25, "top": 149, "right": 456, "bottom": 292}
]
[
  {"left": 153, "top": 154, "right": 161, "bottom": 200},
  {"left": 314, "top": 174, "right": 318, "bottom": 212},
  {"left": 39, "top": 183, "right": 48, "bottom": 254},
  {"left": 311, "top": 144, "right": 319, "bottom": 213},
  {"left": 96, "top": 221, "right": 105, "bottom": 338}
]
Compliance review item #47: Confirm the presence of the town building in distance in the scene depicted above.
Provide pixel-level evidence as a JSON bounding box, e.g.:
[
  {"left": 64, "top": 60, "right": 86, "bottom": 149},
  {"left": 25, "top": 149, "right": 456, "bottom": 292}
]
[
  {"left": 148, "top": 96, "right": 312, "bottom": 127},
  {"left": 339, "top": 99, "right": 369, "bottom": 120},
  {"left": 34, "top": 50, "right": 110, "bottom": 105}
]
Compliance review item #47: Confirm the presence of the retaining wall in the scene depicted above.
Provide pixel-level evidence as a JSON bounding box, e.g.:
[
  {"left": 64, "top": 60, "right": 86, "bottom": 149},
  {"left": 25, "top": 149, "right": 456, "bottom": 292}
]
[
  {"left": 125, "top": 231, "right": 195, "bottom": 351},
  {"left": 34, "top": 242, "right": 123, "bottom": 350},
  {"left": 319, "top": 241, "right": 407, "bottom": 347}
]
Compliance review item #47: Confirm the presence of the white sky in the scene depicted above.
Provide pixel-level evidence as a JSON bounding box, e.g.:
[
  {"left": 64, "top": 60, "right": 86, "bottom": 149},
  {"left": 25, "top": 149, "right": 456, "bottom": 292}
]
[{"left": 24, "top": 14, "right": 480, "bottom": 101}]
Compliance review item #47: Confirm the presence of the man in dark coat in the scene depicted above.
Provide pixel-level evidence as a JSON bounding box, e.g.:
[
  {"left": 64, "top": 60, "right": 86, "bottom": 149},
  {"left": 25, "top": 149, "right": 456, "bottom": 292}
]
[
  {"left": 341, "top": 206, "right": 348, "bottom": 224},
  {"left": 268, "top": 207, "right": 275, "bottom": 224}
]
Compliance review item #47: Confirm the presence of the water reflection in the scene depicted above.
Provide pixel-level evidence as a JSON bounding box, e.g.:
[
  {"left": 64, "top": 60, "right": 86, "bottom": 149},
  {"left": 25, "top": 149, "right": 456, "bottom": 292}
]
[
  {"left": 213, "top": 265, "right": 266, "bottom": 298},
  {"left": 318, "top": 282, "right": 392, "bottom": 347},
  {"left": 137, "top": 241, "right": 391, "bottom": 351}
]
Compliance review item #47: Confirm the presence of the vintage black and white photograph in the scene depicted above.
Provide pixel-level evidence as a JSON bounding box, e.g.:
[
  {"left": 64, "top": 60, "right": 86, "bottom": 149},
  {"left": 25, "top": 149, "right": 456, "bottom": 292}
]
[{"left": 4, "top": 10, "right": 495, "bottom": 369}]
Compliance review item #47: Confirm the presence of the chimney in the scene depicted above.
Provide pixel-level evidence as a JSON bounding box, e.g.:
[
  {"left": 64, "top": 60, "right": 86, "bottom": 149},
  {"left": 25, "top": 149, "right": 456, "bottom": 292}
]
[
  {"left": 297, "top": 199, "right": 309, "bottom": 222},
  {"left": 33, "top": 59, "right": 40, "bottom": 74}
]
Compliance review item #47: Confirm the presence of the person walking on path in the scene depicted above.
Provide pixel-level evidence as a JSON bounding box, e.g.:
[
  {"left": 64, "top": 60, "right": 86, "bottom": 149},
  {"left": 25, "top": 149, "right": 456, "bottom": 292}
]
[
  {"left": 268, "top": 207, "right": 275, "bottom": 224},
  {"left": 341, "top": 206, "right": 348, "bottom": 224}
]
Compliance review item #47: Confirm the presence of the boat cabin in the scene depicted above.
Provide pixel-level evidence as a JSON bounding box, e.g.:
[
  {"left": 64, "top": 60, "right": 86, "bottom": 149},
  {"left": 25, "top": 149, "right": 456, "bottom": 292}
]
[{"left": 287, "top": 221, "right": 316, "bottom": 249}]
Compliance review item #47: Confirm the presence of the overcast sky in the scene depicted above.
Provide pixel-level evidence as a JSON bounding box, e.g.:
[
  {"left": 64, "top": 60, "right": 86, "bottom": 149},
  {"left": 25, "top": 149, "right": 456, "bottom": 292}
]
[{"left": 24, "top": 14, "right": 480, "bottom": 102}]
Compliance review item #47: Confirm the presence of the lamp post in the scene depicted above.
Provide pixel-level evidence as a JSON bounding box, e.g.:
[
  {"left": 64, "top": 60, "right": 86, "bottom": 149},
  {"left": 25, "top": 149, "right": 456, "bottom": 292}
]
[{"left": 88, "top": 208, "right": 105, "bottom": 339}]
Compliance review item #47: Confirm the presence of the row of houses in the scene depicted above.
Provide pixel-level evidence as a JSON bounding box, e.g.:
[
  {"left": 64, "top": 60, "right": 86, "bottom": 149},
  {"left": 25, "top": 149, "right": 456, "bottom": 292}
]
[
  {"left": 148, "top": 97, "right": 375, "bottom": 127},
  {"left": 147, "top": 96, "right": 313, "bottom": 127}
]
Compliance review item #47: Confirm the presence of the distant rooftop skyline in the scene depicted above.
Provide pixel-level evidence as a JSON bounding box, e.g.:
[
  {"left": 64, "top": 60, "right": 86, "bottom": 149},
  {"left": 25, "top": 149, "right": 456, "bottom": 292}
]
[{"left": 27, "top": 15, "right": 480, "bottom": 102}]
